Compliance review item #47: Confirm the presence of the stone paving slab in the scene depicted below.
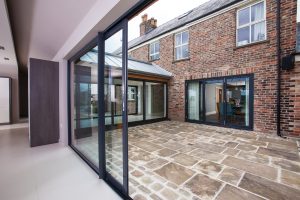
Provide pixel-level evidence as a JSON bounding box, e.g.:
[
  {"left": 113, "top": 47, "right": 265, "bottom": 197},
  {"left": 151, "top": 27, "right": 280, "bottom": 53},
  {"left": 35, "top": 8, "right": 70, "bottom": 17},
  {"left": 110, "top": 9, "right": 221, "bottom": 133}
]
[
  {"left": 239, "top": 173, "right": 300, "bottom": 200},
  {"left": 215, "top": 184, "right": 264, "bottom": 200}
]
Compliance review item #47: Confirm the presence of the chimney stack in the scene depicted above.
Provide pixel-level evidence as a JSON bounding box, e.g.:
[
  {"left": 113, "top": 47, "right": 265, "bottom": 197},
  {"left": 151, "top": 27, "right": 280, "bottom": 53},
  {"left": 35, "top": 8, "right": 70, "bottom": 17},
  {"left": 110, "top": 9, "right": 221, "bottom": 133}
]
[{"left": 140, "top": 14, "right": 157, "bottom": 36}]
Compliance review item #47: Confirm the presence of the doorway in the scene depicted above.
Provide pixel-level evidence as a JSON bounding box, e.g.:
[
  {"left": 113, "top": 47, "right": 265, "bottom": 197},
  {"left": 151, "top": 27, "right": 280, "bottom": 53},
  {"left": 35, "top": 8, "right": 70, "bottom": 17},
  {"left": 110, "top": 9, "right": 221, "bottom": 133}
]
[{"left": 186, "top": 75, "right": 254, "bottom": 130}]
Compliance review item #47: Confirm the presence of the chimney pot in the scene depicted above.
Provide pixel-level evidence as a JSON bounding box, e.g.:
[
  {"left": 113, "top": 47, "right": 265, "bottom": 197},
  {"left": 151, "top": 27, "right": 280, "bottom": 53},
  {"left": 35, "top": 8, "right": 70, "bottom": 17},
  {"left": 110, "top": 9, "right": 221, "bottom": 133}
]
[
  {"left": 142, "top": 14, "right": 148, "bottom": 22},
  {"left": 140, "top": 14, "right": 157, "bottom": 36}
]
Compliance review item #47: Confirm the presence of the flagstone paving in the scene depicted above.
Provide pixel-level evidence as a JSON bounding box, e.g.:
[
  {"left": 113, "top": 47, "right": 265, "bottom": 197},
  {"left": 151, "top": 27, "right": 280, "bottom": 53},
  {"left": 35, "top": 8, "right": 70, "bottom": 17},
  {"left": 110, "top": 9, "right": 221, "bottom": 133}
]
[
  {"left": 75, "top": 121, "right": 300, "bottom": 199},
  {"left": 127, "top": 121, "right": 300, "bottom": 200}
]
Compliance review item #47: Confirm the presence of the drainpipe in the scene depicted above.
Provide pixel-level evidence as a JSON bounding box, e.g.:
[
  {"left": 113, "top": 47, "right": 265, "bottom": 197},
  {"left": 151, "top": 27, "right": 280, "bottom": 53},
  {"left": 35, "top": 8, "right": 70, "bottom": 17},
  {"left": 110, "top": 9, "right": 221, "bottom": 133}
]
[{"left": 276, "top": 0, "right": 282, "bottom": 137}]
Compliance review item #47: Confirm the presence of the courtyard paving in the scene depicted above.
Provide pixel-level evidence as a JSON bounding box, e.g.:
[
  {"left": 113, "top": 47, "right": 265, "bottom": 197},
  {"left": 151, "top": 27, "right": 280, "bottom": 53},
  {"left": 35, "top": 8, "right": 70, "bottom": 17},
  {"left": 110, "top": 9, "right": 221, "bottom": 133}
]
[{"left": 125, "top": 121, "right": 300, "bottom": 200}]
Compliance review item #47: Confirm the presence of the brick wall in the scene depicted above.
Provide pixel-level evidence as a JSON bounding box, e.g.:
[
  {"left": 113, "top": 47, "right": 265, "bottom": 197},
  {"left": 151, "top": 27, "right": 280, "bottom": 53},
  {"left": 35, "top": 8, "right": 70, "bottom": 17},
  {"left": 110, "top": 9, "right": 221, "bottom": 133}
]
[{"left": 128, "top": 0, "right": 298, "bottom": 135}]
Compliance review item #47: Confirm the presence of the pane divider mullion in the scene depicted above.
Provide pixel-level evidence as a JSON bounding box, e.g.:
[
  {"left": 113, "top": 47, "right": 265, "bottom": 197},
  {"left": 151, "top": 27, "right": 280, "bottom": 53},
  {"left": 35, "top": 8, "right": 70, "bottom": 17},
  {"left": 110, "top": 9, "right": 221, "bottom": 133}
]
[
  {"left": 98, "top": 32, "right": 106, "bottom": 180},
  {"left": 121, "top": 18, "right": 129, "bottom": 195}
]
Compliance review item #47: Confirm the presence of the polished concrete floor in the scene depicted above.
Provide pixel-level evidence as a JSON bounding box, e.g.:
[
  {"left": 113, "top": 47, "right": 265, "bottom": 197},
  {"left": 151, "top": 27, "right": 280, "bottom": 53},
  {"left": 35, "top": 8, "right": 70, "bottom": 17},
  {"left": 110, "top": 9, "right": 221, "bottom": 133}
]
[
  {"left": 75, "top": 121, "right": 300, "bottom": 200},
  {"left": 0, "top": 125, "right": 121, "bottom": 200}
]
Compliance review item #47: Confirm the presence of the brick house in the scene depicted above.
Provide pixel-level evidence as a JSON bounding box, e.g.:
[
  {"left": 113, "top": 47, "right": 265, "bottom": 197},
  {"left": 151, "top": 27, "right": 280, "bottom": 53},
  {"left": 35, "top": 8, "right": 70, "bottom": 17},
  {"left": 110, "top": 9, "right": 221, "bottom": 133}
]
[{"left": 126, "top": 0, "right": 300, "bottom": 136}]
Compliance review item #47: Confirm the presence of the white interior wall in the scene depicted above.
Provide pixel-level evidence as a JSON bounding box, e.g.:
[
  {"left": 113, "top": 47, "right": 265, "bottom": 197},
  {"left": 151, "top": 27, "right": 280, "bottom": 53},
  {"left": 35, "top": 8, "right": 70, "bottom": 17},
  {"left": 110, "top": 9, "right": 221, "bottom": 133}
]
[{"left": 0, "top": 78, "right": 10, "bottom": 123}]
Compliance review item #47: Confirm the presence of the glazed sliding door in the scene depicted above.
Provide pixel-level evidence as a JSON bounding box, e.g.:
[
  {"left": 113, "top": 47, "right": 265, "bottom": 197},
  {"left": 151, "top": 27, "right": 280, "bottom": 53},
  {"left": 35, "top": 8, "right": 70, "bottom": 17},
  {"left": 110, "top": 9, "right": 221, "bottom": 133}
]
[
  {"left": 187, "top": 81, "right": 203, "bottom": 121},
  {"left": 98, "top": 19, "right": 129, "bottom": 195},
  {"left": 225, "top": 76, "right": 253, "bottom": 129},
  {"left": 204, "top": 79, "right": 224, "bottom": 124}
]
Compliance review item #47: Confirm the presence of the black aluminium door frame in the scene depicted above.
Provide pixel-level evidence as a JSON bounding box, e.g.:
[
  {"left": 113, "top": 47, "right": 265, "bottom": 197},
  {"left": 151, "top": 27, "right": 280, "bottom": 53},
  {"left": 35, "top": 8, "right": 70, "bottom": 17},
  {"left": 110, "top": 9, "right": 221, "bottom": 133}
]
[
  {"left": 98, "top": 18, "right": 129, "bottom": 196},
  {"left": 185, "top": 74, "right": 254, "bottom": 130}
]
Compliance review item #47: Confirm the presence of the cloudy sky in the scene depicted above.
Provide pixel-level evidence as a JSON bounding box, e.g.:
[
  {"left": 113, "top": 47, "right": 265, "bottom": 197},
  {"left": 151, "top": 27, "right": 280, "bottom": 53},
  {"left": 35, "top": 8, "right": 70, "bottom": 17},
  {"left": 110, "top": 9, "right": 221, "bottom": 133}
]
[{"left": 128, "top": 0, "right": 210, "bottom": 41}]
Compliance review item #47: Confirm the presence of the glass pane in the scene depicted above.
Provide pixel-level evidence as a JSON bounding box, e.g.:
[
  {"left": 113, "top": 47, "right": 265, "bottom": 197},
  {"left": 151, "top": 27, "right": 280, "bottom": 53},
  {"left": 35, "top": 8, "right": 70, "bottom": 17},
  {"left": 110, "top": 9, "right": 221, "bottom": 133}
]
[
  {"left": 150, "top": 43, "right": 154, "bottom": 54},
  {"left": 175, "top": 47, "right": 182, "bottom": 60},
  {"left": 237, "top": 26, "right": 250, "bottom": 46},
  {"left": 238, "top": 7, "right": 250, "bottom": 26},
  {"left": 70, "top": 45, "right": 99, "bottom": 168},
  {"left": 188, "top": 82, "right": 200, "bottom": 120},
  {"left": 182, "top": 31, "right": 189, "bottom": 44},
  {"left": 105, "top": 29, "right": 123, "bottom": 184},
  {"left": 205, "top": 80, "right": 224, "bottom": 124},
  {"left": 226, "top": 77, "right": 250, "bottom": 127},
  {"left": 251, "top": 22, "right": 266, "bottom": 42},
  {"left": 182, "top": 44, "right": 189, "bottom": 58},
  {"left": 145, "top": 82, "right": 166, "bottom": 119},
  {"left": 251, "top": 2, "right": 264, "bottom": 22},
  {"left": 128, "top": 80, "right": 143, "bottom": 122},
  {"left": 151, "top": 54, "right": 159, "bottom": 60},
  {"left": 155, "top": 42, "right": 160, "bottom": 52},
  {"left": 175, "top": 34, "right": 181, "bottom": 46}
]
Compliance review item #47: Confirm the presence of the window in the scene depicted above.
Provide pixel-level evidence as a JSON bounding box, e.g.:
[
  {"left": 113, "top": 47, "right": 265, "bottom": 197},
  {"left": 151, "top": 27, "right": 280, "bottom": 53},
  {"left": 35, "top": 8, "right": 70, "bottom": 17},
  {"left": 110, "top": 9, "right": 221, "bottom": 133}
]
[
  {"left": 149, "top": 41, "right": 160, "bottom": 61},
  {"left": 128, "top": 86, "right": 137, "bottom": 100},
  {"left": 237, "top": 1, "right": 266, "bottom": 46},
  {"left": 175, "top": 31, "right": 189, "bottom": 60}
]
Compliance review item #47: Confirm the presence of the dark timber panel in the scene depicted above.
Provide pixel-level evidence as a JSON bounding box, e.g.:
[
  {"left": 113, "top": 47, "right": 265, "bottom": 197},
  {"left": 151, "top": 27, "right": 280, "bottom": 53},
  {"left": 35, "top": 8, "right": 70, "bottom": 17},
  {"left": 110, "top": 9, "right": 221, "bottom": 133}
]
[{"left": 29, "top": 58, "right": 59, "bottom": 147}]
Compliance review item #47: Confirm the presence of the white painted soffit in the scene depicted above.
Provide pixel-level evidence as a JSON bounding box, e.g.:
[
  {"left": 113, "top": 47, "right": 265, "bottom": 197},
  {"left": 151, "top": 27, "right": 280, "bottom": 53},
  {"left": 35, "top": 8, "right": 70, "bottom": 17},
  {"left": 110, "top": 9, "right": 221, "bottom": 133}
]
[
  {"left": 0, "top": 0, "right": 17, "bottom": 68},
  {"left": 53, "top": 0, "right": 139, "bottom": 62},
  {"left": 7, "top": 0, "right": 99, "bottom": 69}
]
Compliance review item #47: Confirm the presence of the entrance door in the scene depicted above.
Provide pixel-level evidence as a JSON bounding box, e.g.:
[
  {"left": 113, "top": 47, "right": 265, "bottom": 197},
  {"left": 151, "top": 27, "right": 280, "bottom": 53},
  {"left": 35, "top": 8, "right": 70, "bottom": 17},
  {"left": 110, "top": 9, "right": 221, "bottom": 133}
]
[{"left": 98, "top": 19, "right": 129, "bottom": 195}]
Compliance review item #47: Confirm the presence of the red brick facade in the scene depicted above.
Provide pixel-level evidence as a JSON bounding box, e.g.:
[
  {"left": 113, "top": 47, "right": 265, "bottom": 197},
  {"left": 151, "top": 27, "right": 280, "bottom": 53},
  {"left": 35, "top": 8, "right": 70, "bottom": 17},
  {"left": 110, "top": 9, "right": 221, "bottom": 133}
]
[{"left": 128, "top": 0, "right": 299, "bottom": 136}]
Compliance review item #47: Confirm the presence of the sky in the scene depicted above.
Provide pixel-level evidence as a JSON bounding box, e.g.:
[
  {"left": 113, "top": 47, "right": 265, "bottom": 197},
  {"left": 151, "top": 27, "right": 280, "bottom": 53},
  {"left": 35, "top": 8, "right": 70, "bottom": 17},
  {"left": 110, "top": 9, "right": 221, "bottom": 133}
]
[{"left": 128, "top": 0, "right": 211, "bottom": 41}]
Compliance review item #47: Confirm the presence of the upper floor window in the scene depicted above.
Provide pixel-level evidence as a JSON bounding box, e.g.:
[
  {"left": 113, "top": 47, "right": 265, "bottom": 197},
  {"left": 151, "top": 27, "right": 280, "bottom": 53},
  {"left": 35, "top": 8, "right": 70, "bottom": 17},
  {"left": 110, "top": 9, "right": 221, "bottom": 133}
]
[
  {"left": 175, "top": 31, "right": 189, "bottom": 60},
  {"left": 128, "top": 86, "right": 136, "bottom": 101},
  {"left": 237, "top": 1, "right": 266, "bottom": 46},
  {"left": 149, "top": 41, "right": 160, "bottom": 61}
]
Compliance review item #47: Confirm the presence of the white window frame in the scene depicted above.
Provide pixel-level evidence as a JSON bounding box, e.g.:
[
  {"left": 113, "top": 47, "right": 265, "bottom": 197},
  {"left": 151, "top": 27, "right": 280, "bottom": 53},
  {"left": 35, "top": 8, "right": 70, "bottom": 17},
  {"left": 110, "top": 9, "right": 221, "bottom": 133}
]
[
  {"left": 149, "top": 41, "right": 160, "bottom": 61},
  {"left": 236, "top": 0, "right": 267, "bottom": 47},
  {"left": 174, "top": 30, "right": 189, "bottom": 60},
  {"left": 128, "top": 86, "right": 136, "bottom": 101}
]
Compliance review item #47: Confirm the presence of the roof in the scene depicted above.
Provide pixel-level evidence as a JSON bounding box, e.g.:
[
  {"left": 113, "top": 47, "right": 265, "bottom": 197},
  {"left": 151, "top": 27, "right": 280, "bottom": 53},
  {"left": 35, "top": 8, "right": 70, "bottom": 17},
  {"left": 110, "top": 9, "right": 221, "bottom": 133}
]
[
  {"left": 127, "top": 0, "right": 239, "bottom": 50},
  {"left": 79, "top": 51, "right": 172, "bottom": 78}
]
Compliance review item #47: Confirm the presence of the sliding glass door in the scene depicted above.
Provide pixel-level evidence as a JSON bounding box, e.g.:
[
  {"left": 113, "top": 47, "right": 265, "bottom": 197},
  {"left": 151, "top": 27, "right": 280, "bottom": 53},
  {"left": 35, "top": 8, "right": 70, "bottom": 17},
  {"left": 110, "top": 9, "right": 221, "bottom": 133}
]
[
  {"left": 225, "top": 77, "right": 251, "bottom": 127},
  {"left": 186, "top": 75, "right": 253, "bottom": 129},
  {"left": 98, "top": 19, "right": 129, "bottom": 195},
  {"left": 104, "top": 29, "right": 125, "bottom": 186},
  {"left": 187, "top": 81, "right": 203, "bottom": 121},
  {"left": 205, "top": 79, "right": 224, "bottom": 124},
  {"left": 69, "top": 44, "right": 99, "bottom": 170}
]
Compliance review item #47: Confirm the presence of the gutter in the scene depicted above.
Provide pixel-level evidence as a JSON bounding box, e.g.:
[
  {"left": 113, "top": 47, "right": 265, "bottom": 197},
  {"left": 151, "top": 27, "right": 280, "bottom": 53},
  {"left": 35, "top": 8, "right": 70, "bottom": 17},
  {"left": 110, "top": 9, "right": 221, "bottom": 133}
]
[{"left": 276, "top": 0, "right": 282, "bottom": 137}]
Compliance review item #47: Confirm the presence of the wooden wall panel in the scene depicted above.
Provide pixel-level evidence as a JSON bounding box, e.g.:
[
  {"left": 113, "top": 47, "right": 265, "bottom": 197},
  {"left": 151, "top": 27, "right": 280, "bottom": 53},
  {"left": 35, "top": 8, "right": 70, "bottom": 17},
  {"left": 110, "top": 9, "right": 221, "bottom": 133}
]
[{"left": 29, "top": 58, "right": 59, "bottom": 147}]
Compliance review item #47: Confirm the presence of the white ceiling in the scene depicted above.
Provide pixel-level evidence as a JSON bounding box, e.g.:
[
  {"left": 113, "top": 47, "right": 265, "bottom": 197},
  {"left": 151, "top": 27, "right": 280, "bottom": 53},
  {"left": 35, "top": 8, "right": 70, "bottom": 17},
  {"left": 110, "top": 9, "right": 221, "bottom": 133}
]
[
  {"left": 7, "top": 0, "right": 98, "bottom": 70},
  {"left": 0, "top": 0, "right": 17, "bottom": 69},
  {"left": 7, "top": 0, "right": 142, "bottom": 70}
]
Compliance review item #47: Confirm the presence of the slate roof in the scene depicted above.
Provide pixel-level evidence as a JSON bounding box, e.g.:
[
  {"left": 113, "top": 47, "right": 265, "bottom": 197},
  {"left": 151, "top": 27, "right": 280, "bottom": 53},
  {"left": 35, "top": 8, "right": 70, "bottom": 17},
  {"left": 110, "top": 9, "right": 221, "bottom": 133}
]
[
  {"left": 80, "top": 51, "right": 172, "bottom": 78},
  {"left": 127, "top": 0, "right": 240, "bottom": 50}
]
